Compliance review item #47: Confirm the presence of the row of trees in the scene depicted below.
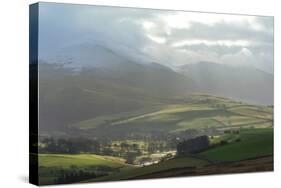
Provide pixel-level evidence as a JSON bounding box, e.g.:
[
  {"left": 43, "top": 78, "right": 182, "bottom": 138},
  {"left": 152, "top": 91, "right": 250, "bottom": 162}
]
[
  {"left": 39, "top": 136, "right": 184, "bottom": 165},
  {"left": 39, "top": 138, "right": 163, "bottom": 156},
  {"left": 55, "top": 170, "right": 99, "bottom": 184},
  {"left": 39, "top": 137, "right": 100, "bottom": 154}
]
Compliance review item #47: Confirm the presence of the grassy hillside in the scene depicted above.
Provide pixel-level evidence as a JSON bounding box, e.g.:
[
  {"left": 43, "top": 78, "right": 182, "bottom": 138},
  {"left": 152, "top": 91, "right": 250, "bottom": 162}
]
[
  {"left": 200, "top": 128, "right": 273, "bottom": 161},
  {"left": 85, "top": 156, "right": 209, "bottom": 182},
  {"left": 179, "top": 62, "right": 273, "bottom": 105},
  {"left": 38, "top": 61, "right": 196, "bottom": 133},
  {"left": 71, "top": 94, "right": 273, "bottom": 139}
]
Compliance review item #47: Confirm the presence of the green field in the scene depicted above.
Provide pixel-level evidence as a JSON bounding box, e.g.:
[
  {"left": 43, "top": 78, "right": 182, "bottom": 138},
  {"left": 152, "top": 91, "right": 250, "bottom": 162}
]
[
  {"left": 38, "top": 154, "right": 133, "bottom": 185},
  {"left": 39, "top": 154, "right": 129, "bottom": 168},
  {"left": 69, "top": 94, "right": 273, "bottom": 136},
  {"left": 200, "top": 128, "right": 273, "bottom": 161}
]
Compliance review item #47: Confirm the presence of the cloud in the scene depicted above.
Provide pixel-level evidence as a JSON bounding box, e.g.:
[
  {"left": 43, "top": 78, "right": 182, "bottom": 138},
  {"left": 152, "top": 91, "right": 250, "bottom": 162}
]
[{"left": 38, "top": 2, "right": 274, "bottom": 73}]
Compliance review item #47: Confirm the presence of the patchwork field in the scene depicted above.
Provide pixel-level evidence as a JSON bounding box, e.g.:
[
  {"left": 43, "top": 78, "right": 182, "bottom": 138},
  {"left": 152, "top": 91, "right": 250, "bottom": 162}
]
[
  {"left": 38, "top": 94, "right": 274, "bottom": 185},
  {"left": 69, "top": 95, "right": 273, "bottom": 137}
]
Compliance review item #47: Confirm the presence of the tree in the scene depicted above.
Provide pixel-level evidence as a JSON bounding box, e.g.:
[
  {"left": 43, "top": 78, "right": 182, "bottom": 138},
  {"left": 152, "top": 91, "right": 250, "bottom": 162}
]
[
  {"left": 177, "top": 136, "right": 209, "bottom": 156},
  {"left": 102, "top": 147, "right": 114, "bottom": 155},
  {"left": 132, "top": 143, "right": 139, "bottom": 151},
  {"left": 120, "top": 142, "right": 129, "bottom": 150},
  {"left": 124, "top": 152, "right": 138, "bottom": 164},
  {"left": 148, "top": 143, "right": 156, "bottom": 153},
  {"left": 40, "top": 137, "right": 100, "bottom": 154}
]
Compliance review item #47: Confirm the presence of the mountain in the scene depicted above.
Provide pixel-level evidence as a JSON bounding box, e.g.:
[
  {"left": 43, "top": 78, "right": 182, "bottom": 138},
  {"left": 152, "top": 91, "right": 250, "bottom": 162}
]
[
  {"left": 53, "top": 43, "right": 131, "bottom": 69},
  {"left": 38, "top": 44, "right": 273, "bottom": 136},
  {"left": 178, "top": 62, "right": 273, "bottom": 105},
  {"left": 38, "top": 44, "right": 197, "bottom": 132}
]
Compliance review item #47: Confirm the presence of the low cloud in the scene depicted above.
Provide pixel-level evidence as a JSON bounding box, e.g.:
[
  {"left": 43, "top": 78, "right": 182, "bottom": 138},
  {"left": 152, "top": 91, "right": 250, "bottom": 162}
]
[{"left": 38, "top": 2, "right": 273, "bottom": 73}]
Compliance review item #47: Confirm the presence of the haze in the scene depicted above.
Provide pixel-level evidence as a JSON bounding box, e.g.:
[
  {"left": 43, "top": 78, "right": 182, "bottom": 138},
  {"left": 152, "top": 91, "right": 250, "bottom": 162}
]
[{"left": 38, "top": 2, "right": 274, "bottom": 73}]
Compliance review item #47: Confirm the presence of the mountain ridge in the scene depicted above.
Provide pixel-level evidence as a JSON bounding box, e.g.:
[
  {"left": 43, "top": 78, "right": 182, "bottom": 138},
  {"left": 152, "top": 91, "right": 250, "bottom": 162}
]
[{"left": 178, "top": 61, "right": 273, "bottom": 105}]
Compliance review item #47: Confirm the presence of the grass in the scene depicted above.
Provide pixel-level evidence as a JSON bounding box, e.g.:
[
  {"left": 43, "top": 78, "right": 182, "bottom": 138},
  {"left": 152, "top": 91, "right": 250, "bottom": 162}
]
[
  {"left": 69, "top": 106, "right": 163, "bottom": 130},
  {"left": 38, "top": 154, "right": 133, "bottom": 185},
  {"left": 39, "top": 154, "right": 128, "bottom": 168},
  {"left": 110, "top": 105, "right": 214, "bottom": 126},
  {"left": 70, "top": 94, "right": 273, "bottom": 135},
  {"left": 176, "top": 118, "right": 220, "bottom": 131},
  {"left": 212, "top": 115, "right": 265, "bottom": 126},
  {"left": 200, "top": 128, "right": 273, "bottom": 161},
  {"left": 85, "top": 127, "right": 273, "bottom": 182},
  {"left": 85, "top": 156, "right": 209, "bottom": 182},
  {"left": 229, "top": 106, "right": 273, "bottom": 120}
]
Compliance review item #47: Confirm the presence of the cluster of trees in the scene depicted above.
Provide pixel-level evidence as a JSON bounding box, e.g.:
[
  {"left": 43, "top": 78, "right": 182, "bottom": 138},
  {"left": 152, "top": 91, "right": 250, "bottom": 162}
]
[
  {"left": 210, "top": 103, "right": 227, "bottom": 111},
  {"left": 119, "top": 142, "right": 140, "bottom": 152},
  {"left": 177, "top": 135, "right": 209, "bottom": 156},
  {"left": 39, "top": 137, "right": 100, "bottom": 154},
  {"left": 147, "top": 142, "right": 166, "bottom": 153},
  {"left": 224, "top": 129, "right": 240, "bottom": 134},
  {"left": 124, "top": 152, "right": 139, "bottom": 164},
  {"left": 110, "top": 141, "right": 172, "bottom": 160},
  {"left": 39, "top": 136, "right": 181, "bottom": 165}
]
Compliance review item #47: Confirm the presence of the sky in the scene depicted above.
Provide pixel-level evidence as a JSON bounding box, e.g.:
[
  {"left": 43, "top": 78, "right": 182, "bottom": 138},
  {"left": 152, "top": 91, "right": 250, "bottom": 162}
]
[{"left": 38, "top": 2, "right": 274, "bottom": 73}]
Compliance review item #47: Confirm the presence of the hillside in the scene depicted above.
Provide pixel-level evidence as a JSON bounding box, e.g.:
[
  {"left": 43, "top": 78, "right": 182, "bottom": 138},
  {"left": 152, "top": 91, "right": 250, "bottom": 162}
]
[
  {"left": 70, "top": 94, "right": 273, "bottom": 139},
  {"left": 200, "top": 128, "right": 273, "bottom": 161},
  {"left": 38, "top": 45, "right": 273, "bottom": 136},
  {"left": 38, "top": 60, "right": 196, "bottom": 133},
  {"left": 37, "top": 93, "right": 273, "bottom": 185},
  {"left": 86, "top": 156, "right": 209, "bottom": 182},
  {"left": 178, "top": 62, "right": 273, "bottom": 105},
  {"left": 83, "top": 128, "right": 273, "bottom": 183}
]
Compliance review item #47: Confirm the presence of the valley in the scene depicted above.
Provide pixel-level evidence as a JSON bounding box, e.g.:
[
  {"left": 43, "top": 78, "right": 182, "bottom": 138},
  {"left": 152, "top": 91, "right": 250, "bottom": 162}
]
[
  {"left": 37, "top": 93, "right": 273, "bottom": 185},
  {"left": 33, "top": 6, "right": 274, "bottom": 186}
]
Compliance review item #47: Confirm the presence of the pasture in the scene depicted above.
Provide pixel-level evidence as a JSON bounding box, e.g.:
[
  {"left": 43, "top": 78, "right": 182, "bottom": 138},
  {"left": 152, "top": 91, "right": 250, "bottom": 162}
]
[{"left": 200, "top": 128, "right": 273, "bottom": 161}]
